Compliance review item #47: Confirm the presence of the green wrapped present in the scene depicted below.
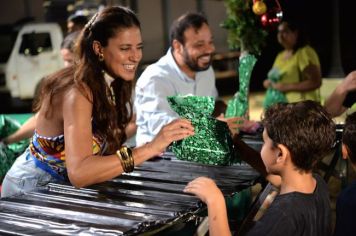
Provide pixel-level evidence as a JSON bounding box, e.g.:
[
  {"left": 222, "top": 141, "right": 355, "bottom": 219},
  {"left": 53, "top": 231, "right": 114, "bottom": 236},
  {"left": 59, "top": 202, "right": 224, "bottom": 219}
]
[
  {"left": 0, "top": 115, "right": 30, "bottom": 181},
  {"left": 167, "top": 95, "right": 234, "bottom": 165},
  {"left": 263, "top": 68, "right": 287, "bottom": 109}
]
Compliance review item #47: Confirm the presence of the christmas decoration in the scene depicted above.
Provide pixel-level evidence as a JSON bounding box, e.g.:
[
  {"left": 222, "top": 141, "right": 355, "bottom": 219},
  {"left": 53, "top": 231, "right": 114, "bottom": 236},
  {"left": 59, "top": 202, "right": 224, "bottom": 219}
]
[
  {"left": 222, "top": 0, "right": 268, "bottom": 54},
  {"left": 252, "top": 0, "right": 267, "bottom": 16},
  {"left": 222, "top": 0, "right": 283, "bottom": 119},
  {"left": 260, "top": 0, "right": 283, "bottom": 27}
]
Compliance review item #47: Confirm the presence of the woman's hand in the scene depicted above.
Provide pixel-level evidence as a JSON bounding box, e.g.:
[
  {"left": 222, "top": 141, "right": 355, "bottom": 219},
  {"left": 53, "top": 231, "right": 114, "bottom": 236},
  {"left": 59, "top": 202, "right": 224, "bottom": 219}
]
[
  {"left": 148, "top": 118, "right": 194, "bottom": 156},
  {"left": 263, "top": 79, "right": 271, "bottom": 89},
  {"left": 271, "top": 82, "right": 289, "bottom": 92},
  {"left": 184, "top": 177, "right": 224, "bottom": 205}
]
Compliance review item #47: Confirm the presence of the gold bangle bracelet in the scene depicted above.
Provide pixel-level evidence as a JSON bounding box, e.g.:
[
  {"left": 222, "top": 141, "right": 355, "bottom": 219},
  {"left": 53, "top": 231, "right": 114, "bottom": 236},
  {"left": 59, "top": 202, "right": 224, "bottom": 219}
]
[
  {"left": 122, "top": 146, "right": 134, "bottom": 172},
  {"left": 116, "top": 146, "right": 134, "bottom": 173},
  {"left": 116, "top": 149, "right": 130, "bottom": 173},
  {"left": 120, "top": 147, "right": 130, "bottom": 172},
  {"left": 115, "top": 149, "right": 125, "bottom": 171}
]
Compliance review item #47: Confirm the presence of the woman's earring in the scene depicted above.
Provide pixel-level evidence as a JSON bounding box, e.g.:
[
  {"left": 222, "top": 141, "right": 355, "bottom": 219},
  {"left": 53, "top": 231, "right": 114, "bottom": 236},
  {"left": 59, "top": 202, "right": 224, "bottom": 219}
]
[{"left": 98, "top": 53, "right": 104, "bottom": 61}]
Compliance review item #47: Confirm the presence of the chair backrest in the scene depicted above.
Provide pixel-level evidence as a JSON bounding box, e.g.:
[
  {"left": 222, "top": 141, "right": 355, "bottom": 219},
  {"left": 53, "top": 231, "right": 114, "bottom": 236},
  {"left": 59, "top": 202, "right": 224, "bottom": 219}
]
[
  {"left": 237, "top": 182, "right": 279, "bottom": 235},
  {"left": 316, "top": 124, "right": 348, "bottom": 187}
]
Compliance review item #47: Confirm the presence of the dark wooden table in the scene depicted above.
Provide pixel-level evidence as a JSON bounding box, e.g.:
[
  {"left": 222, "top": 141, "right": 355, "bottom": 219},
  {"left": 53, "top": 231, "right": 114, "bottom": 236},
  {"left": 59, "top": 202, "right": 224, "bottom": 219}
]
[{"left": 0, "top": 155, "right": 260, "bottom": 235}]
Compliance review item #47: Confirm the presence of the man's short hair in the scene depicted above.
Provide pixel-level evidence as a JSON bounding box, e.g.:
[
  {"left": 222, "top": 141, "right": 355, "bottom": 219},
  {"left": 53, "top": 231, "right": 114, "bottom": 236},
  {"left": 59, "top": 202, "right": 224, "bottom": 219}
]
[
  {"left": 67, "top": 14, "right": 88, "bottom": 28},
  {"left": 262, "top": 100, "right": 336, "bottom": 171},
  {"left": 169, "top": 12, "right": 208, "bottom": 46}
]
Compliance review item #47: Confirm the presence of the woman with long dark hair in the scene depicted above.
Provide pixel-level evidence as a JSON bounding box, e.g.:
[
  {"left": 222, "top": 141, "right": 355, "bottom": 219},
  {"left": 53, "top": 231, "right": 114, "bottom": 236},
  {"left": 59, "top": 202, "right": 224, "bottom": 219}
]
[{"left": 1, "top": 6, "right": 194, "bottom": 198}]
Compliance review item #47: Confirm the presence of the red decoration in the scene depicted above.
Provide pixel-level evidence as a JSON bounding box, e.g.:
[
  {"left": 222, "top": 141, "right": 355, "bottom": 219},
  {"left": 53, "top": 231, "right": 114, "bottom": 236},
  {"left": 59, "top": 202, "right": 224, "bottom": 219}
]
[{"left": 259, "top": 0, "right": 283, "bottom": 27}]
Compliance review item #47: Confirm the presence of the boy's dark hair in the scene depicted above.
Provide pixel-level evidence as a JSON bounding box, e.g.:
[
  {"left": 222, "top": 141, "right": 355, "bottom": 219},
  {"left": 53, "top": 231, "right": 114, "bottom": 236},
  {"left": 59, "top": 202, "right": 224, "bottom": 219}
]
[
  {"left": 169, "top": 12, "right": 208, "bottom": 47},
  {"left": 343, "top": 112, "right": 356, "bottom": 164},
  {"left": 262, "top": 100, "right": 336, "bottom": 171}
]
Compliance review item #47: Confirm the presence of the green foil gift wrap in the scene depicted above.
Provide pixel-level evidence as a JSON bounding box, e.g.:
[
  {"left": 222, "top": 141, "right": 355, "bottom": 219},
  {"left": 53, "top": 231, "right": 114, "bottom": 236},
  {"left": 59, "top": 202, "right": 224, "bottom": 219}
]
[
  {"left": 0, "top": 115, "right": 30, "bottom": 181},
  {"left": 263, "top": 68, "right": 287, "bottom": 109},
  {"left": 225, "top": 54, "right": 257, "bottom": 119},
  {"left": 167, "top": 95, "right": 234, "bottom": 165}
]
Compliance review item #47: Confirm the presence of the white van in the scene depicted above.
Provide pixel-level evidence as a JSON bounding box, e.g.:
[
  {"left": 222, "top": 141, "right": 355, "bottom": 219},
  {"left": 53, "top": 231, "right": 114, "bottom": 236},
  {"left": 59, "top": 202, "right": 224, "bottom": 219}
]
[{"left": 0, "top": 23, "right": 63, "bottom": 100}]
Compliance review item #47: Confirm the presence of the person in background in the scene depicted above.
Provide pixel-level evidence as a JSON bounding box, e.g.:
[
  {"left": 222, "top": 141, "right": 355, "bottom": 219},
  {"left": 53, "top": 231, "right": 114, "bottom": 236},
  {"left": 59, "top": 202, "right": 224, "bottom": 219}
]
[
  {"left": 185, "top": 100, "right": 335, "bottom": 236},
  {"left": 324, "top": 71, "right": 356, "bottom": 117},
  {"left": 1, "top": 6, "right": 194, "bottom": 198},
  {"left": 67, "top": 14, "right": 88, "bottom": 33},
  {"left": 134, "top": 12, "right": 240, "bottom": 146},
  {"left": 333, "top": 111, "right": 356, "bottom": 236},
  {"left": 0, "top": 31, "right": 82, "bottom": 145},
  {"left": 60, "top": 30, "right": 81, "bottom": 67},
  {"left": 263, "top": 20, "right": 322, "bottom": 109}
]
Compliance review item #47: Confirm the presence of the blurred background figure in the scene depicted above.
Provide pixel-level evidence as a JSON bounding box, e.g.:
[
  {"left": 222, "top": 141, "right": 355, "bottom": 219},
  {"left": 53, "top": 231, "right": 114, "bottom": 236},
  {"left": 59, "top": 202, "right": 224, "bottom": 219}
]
[
  {"left": 262, "top": 19, "right": 322, "bottom": 109},
  {"left": 66, "top": 14, "right": 88, "bottom": 33},
  {"left": 333, "top": 111, "right": 356, "bottom": 236},
  {"left": 60, "top": 30, "right": 81, "bottom": 67}
]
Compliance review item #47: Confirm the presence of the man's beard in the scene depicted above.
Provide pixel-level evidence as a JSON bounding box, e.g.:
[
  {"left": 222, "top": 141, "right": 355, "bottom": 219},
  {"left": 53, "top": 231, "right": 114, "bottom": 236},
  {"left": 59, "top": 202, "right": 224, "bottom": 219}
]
[{"left": 183, "top": 47, "right": 212, "bottom": 72}]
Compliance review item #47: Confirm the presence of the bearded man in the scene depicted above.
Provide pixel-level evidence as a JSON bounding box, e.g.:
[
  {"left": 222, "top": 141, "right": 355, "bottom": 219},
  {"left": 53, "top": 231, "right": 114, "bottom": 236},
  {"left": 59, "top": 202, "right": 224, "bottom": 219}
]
[{"left": 134, "top": 12, "right": 227, "bottom": 146}]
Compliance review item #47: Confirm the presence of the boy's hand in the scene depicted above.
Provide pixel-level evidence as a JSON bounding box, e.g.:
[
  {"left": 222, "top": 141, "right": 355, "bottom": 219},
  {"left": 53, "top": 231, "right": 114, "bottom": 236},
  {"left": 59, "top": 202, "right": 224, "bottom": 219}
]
[
  {"left": 217, "top": 114, "right": 260, "bottom": 135},
  {"left": 216, "top": 114, "right": 243, "bottom": 135},
  {"left": 184, "top": 177, "right": 224, "bottom": 205}
]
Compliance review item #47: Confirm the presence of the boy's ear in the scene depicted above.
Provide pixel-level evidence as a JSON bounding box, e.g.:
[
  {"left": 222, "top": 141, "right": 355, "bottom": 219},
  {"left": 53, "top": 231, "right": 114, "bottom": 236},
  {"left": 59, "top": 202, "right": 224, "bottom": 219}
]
[
  {"left": 276, "top": 144, "right": 289, "bottom": 164},
  {"left": 342, "top": 144, "right": 349, "bottom": 160}
]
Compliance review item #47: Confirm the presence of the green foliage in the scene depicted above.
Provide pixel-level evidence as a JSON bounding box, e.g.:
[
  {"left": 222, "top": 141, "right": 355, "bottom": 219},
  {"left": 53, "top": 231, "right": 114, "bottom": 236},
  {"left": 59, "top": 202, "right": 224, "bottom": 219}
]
[{"left": 222, "top": 0, "right": 268, "bottom": 55}]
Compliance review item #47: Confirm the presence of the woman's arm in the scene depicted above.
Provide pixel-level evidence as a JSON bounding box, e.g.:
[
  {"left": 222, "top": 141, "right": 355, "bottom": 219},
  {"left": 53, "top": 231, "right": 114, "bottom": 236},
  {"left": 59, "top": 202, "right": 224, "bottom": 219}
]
[
  {"left": 2, "top": 115, "right": 37, "bottom": 144},
  {"left": 324, "top": 84, "right": 348, "bottom": 117},
  {"left": 324, "top": 71, "right": 356, "bottom": 117},
  {"left": 63, "top": 87, "right": 194, "bottom": 188},
  {"left": 125, "top": 113, "right": 137, "bottom": 139},
  {"left": 273, "top": 64, "right": 322, "bottom": 92}
]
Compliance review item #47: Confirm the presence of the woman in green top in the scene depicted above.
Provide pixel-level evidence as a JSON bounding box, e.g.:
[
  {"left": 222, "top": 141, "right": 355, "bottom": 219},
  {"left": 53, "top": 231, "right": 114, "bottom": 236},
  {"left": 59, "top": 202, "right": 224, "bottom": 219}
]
[{"left": 263, "top": 20, "right": 322, "bottom": 109}]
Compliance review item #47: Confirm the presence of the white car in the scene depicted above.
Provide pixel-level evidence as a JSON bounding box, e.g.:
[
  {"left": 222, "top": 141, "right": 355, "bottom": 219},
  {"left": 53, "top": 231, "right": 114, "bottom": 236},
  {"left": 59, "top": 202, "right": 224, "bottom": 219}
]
[{"left": 0, "top": 22, "right": 63, "bottom": 100}]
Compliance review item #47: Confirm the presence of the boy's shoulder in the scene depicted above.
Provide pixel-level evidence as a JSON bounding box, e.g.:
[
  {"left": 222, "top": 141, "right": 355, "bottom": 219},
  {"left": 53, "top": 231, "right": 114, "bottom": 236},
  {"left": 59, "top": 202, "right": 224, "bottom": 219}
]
[{"left": 271, "top": 174, "right": 329, "bottom": 210}]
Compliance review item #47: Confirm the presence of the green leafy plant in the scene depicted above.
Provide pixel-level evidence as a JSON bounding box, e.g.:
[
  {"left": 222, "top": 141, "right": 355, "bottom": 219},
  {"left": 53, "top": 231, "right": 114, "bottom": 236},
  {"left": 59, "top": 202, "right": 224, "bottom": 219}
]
[{"left": 222, "top": 0, "right": 268, "bottom": 55}]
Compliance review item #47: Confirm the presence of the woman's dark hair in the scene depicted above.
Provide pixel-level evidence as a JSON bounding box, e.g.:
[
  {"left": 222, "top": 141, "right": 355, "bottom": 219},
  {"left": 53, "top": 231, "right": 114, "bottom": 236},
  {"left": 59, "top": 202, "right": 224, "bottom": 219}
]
[
  {"left": 61, "top": 31, "right": 81, "bottom": 52},
  {"left": 169, "top": 12, "right": 208, "bottom": 47},
  {"left": 280, "top": 19, "right": 309, "bottom": 52},
  {"left": 35, "top": 6, "right": 141, "bottom": 154},
  {"left": 343, "top": 112, "right": 356, "bottom": 164},
  {"left": 262, "top": 100, "right": 335, "bottom": 171}
]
